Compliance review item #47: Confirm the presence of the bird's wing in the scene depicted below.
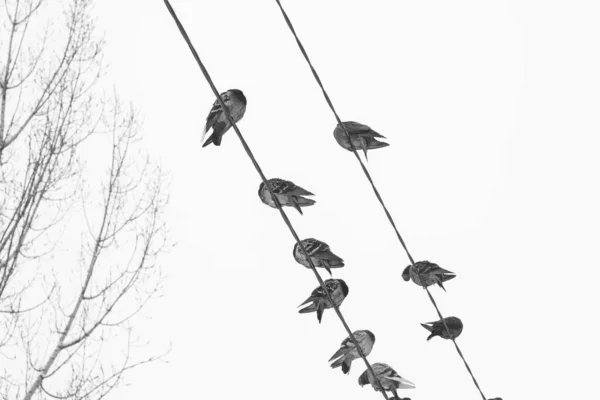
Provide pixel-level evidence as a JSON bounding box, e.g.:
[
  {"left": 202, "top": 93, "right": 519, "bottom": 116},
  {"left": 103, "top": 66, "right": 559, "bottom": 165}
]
[
  {"left": 310, "top": 285, "right": 327, "bottom": 298},
  {"left": 431, "top": 265, "right": 454, "bottom": 275},
  {"left": 282, "top": 181, "right": 314, "bottom": 196},
  {"left": 401, "top": 266, "right": 411, "bottom": 281},
  {"left": 420, "top": 322, "right": 434, "bottom": 332},
  {"left": 315, "top": 248, "right": 343, "bottom": 263},
  {"left": 343, "top": 121, "right": 371, "bottom": 133},
  {"left": 340, "top": 335, "right": 355, "bottom": 349},
  {"left": 344, "top": 121, "right": 386, "bottom": 138},
  {"left": 201, "top": 98, "right": 225, "bottom": 144},
  {"left": 328, "top": 346, "right": 348, "bottom": 362}
]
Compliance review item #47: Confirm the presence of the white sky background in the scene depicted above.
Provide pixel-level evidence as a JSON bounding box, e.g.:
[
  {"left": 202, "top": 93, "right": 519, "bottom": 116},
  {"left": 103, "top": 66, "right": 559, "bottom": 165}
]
[{"left": 87, "top": 1, "right": 599, "bottom": 399}]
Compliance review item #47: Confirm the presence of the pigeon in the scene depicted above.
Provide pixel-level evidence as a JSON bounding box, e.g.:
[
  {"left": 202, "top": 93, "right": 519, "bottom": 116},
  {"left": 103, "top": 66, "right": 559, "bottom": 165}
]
[
  {"left": 333, "top": 121, "right": 389, "bottom": 160},
  {"left": 201, "top": 89, "right": 247, "bottom": 147},
  {"left": 402, "top": 261, "right": 455, "bottom": 291},
  {"left": 358, "top": 363, "right": 415, "bottom": 398},
  {"left": 298, "top": 279, "right": 349, "bottom": 323},
  {"left": 293, "top": 238, "right": 344, "bottom": 275},
  {"left": 421, "top": 316, "right": 463, "bottom": 341},
  {"left": 329, "top": 330, "right": 375, "bottom": 374},
  {"left": 258, "top": 178, "right": 315, "bottom": 214}
]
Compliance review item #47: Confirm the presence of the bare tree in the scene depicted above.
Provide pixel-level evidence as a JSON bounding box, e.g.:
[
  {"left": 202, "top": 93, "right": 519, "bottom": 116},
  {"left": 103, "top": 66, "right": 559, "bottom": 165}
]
[{"left": 0, "top": 1, "right": 168, "bottom": 399}]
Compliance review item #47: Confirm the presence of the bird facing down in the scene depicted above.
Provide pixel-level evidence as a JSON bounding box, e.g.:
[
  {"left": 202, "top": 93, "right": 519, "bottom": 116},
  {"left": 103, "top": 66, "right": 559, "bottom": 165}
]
[
  {"left": 298, "top": 279, "right": 349, "bottom": 323},
  {"left": 333, "top": 121, "right": 389, "bottom": 160},
  {"left": 358, "top": 363, "right": 415, "bottom": 398},
  {"left": 401, "top": 261, "right": 456, "bottom": 291},
  {"left": 329, "top": 330, "right": 375, "bottom": 374},
  {"left": 258, "top": 178, "right": 315, "bottom": 215},
  {"left": 293, "top": 238, "right": 344, "bottom": 275},
  {"left": 420, "top": 316, "right": 463, "bottom": 341},
  {"left": 201, "top": 89, "right": 247, "bottom": 147}
]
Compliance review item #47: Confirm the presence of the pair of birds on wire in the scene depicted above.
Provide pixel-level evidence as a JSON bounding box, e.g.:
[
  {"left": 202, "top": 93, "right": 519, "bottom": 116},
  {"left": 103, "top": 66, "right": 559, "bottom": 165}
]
[
  {"left": 330, "top": 330, "right": 415, "bottom": 397},
  {"left": 328, "top": 316, "right": 463, "bottom": 376},
  {"left": 293, "top": 238, "right": 345, "bottom": 322},
  {"left": 201, "top": 89, "right": 389, "bottom": 160}
]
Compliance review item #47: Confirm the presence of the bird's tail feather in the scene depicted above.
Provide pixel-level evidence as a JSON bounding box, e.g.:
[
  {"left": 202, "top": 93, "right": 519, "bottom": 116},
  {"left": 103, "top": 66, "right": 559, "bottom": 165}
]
[
  {"left": 437, "top": 280, "right": 447, "bottom": 291},
  {"left": 369, "top": 139, "right": 390, "bottom": 149},
  {"left": 298, "top": 296, "right": 315, "bottom": 308},
  {"left": 341, "top": 359, "right": 352, "bottom": 374},
  {"left": 420, "top": 323, "right": 433, "bottom": 332},
  {"left": 202, "top": 134, "right": 214, "bottom": 148},
  {"left": 328, "top": 348, "right": 347, "bottom": 362},
  {"left": 200, "top": 124, "right": 210, "bottom": 143},
  {"left": 316, "top": 302, "right": 325, "bottom": 323},
  {"left": 330, "top": 356, "right": 345, "bottom": 369},
  {"left": 291, "top": 200, "right": 303, "bottom": 215},
  {"left": 207, "top": 121, "right": 227, "bottom": 147},
  {"left": 296, "top": 197, "right": 316, "bottom": 206},
  {"left": 441, "top": 273, "right": 456, "bottom": 282}
]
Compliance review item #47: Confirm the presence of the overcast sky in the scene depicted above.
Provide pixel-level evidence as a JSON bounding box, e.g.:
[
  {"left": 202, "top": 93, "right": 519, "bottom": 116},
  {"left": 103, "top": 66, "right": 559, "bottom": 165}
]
[{"left": 92, "top": 1, "right": 598, "bottom": 399}]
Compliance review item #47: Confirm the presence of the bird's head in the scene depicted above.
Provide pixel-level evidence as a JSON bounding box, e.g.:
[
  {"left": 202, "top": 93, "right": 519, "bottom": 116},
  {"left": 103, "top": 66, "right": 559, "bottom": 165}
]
[
  {"left": 257, "top": 181, "right": 266, "bottom": 198},
  {"left": 401, "top": 266, "right": 411, "bottom": 281},
  {"left": 447, "top": 316, "right": 463, "bottom": 329},
  {"left": 229, "top": 89, "right": 246, "bottom": 104},
  {"left": 366, "top": 330, "right": 376, "bottom": 344},
  {"left": 357, "top": 370, "right": 370, "bottom": 387},
  {"left": 338, "top": 279, "right": 349, "bottom": 297}
]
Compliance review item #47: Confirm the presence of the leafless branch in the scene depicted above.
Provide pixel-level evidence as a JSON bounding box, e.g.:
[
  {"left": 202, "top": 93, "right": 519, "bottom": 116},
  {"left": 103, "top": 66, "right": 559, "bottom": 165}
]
[{"left": 0, "top": 2, "right": 169, "bottom": 400}]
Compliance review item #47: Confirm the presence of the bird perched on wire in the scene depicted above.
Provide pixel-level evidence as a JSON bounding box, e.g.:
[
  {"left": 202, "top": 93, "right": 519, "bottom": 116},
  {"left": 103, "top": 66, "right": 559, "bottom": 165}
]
[
  {"left": 401, "top": 260, "right": 456, "bottom": 291},
  {"left": 201, "top": 89, "right": 247, "bottom": 147},
  {"left": 258, "top": 178, "right": 315, "bottom": 215},
  {"left": 358, "top": 363, "right": 415, "bottom": 398},
  {"left": 329, "top": 330, "right": 375, "bottom": 374},
  {"left": 293, "top": 238, "right": 344, "bottom": 275},
  {"left": 333, "top": 121, "right": 389, "bottom": 160},
  {"left": 298, "top": 279, "right": 348, "bottom": 323},
  {"left": 421, "top": 316, "right": 463, "bottom": 341}
]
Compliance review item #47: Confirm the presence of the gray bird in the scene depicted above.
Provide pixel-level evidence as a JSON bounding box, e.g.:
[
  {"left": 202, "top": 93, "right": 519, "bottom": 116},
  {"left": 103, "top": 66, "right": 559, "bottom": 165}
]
[
  {"left": 201, "top": 89, "right": 247, "bottom": 147},
  {"left": 298, "top": 279, "right": 349, "bottom": 323},
  {"left": 358, "top": 363, "right": 415, "bottom": 398},
  {"left": 401, "top": 261, "right": 455, "bottom": 291},
  {"left": 258, "top": 178, "right": 315, "bottom": 215},
  {"left": 293, "top": 238, "right": 344, "bottom": 275},
  {"left": 421, "top": 316, "right": 463, "bottom": 341},
  {"left": 333, "top": 121, "right": 389, "bottom": 160},
  {"left": 329, "top": 330, "right": 375, "bottom": 374}
]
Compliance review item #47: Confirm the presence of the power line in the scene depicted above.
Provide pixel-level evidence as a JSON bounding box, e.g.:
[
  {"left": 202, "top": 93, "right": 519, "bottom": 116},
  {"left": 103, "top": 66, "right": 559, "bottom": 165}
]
[
  {"left": 273, "top": 1, "right": 489, "bottom": 399},
  {"left": 161, "top": 1, "right": 390, "bottom": 399}
]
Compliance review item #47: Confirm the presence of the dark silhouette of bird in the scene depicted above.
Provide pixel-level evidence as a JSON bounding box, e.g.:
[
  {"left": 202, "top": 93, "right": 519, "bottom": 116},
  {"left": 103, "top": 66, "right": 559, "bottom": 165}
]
[
  {"left": 201, "top": 89, "right": 247, "bottom": 147},
  {"left": 298, "top": 279, "right": 348, "bottom": 323},
  {"left": 258, "top": 178, "right": 315, "bottom": 215},
  {"left": 329, "top": 330, "right": 375, "bottom": 374},
  {"left": 401, "top": 261, "right": 455, "bottom": 291},
  {"left": 421, "top": 316, "right": 463, "bottom": 341},
  {"left": 333, "top": 121, "right": 389, "bottom": 160},
  {"left": 293, "top": 238, "right": 344, "bottom": 275},
  {"left": 358, "top": 363, "right": 415, "bottom": 398}
]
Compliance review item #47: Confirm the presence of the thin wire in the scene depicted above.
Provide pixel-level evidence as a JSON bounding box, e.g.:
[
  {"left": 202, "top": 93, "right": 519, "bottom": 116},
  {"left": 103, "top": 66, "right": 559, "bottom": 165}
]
[
  {"left": 273, "top": 1, "right": 488, "bottom": 399},
  {"left": 162, "top": 1, "right": 389, "bottom": 399}
]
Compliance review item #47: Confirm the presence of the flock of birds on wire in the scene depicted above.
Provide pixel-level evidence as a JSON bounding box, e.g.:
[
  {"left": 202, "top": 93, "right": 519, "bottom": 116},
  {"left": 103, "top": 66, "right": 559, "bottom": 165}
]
[{"left": 198, "top": 88, "right": 476, "bottom": 400}]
